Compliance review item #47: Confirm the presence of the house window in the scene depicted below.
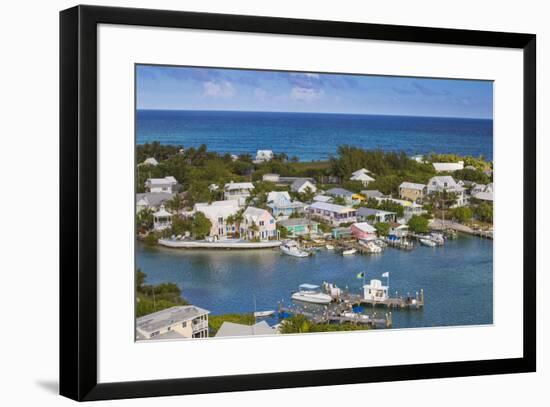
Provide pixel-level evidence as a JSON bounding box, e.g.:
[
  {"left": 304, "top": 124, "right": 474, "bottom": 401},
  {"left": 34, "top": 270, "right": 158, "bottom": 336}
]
[
  {"left": 270, "top": 219, "right": 274, "bottom": 224},
  {"left": 218, "top": 217, "right": 223, "bottom": 223},
  {"left": 182, "top": 322, "right": 187, "bottom": 328},
  {"left": 259, "top": 221, "right": 264, "bottom": 226}
]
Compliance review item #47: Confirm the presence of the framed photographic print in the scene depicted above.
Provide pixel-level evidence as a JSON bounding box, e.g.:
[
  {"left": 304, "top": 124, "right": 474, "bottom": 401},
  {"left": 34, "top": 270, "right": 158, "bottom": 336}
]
[{"left": 59, "top": 5, "right": 536, "bottom": 401}]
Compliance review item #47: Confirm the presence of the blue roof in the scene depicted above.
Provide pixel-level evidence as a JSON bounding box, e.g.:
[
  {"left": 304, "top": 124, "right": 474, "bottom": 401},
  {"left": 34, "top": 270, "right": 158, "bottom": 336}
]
[{"left": 326, "top": 188, "right": 354, "bottom": 197}]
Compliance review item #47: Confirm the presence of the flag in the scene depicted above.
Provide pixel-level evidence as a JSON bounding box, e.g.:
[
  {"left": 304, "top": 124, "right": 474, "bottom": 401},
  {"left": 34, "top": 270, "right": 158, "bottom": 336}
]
[
  {"left": 382, "top": 272, "right": 389, "bottom": 278},
  {"left": 356, "top": 272, "right": 365, "bottom": 279}
]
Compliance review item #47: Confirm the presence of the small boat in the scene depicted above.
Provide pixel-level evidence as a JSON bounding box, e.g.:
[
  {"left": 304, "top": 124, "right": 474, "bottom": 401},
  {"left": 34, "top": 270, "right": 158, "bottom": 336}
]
[
  {"left": 359, "top": 240, "right": 382, "bottom": 253},
  {"left": 291, "top": 284, "right": 333, "bottom": 304},
  {"left": 342, "top": 248, "right": 357, "bottom": 255},
  {"left": 420, "top": 238, "right": 437, "bottom": 247},
  {"left": 254, "top": 310, "right": 275, "bottom": 318},
  {"left": 430, "top": 233, "right": 445, "bottom": 245},
  {"left": 325, "top": 244, "right": 335, "bottom": 250},
  {"left": 280, "top": 240, "right": 309, "bottom": 257}
]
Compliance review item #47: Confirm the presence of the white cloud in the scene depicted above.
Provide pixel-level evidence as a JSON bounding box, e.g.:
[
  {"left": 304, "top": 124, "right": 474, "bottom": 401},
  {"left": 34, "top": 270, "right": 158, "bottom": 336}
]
[
  {"left": 290, "top": 86, "right": 324, "bottom": 102},
  {"left": 202, "top": 80, "right": 236, "bottom": 98}
]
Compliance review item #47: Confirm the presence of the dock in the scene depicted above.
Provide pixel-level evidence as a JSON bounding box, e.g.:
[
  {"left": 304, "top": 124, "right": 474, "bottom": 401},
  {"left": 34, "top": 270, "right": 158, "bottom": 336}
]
[{"left": 158, "top": 238, "right": 282, "bottom": 249}]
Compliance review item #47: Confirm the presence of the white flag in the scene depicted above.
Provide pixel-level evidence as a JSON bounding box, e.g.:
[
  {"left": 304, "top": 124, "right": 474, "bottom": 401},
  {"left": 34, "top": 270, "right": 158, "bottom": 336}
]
[{"left": 382, "top": 272, "right": 389, "bottom": 278}]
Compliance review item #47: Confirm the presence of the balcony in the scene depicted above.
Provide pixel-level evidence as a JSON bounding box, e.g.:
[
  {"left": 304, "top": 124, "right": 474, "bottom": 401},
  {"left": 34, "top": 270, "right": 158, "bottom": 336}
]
[{"left": 192, "top": 320, "right": 208, "bottom": 331}]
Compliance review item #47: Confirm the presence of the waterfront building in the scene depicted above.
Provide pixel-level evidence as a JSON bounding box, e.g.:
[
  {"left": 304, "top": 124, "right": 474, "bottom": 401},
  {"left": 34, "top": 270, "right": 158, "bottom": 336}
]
[
  {"left": 351, "top": 222, "right": 377, "bottom": 240},
  {"left": 215, "top": 321, "right": 276, "bottom": 337},
  {"left": 136, "top": 305, "right": 210, "bottom": 340},
  {"left": 363, "top": 279, "right": 389, "bottom": 302},
  {"left": 350, "top": 168, "right": 375, "bottom": 187},
  {"left": 254, "top": 150, "right": 274, "bottom": 163},
  {"left": 399, "top": 182, "right": 427, "bottom": 203},
  {"left": 153, "top": 205, "right": 172, "bottom": 231},
  {"left": 262, "top": 173, "right": 280, "bottom": 182},
  {"left": 145, "top": 176, "right": 178, "bottom": 193},
  {"left": 313, "top": 194, "right": 333, "bottom": 203},
  {"left": 242, "top": 206, "right": 277, "bottom": 240},
  {"left": 290, "top": 179, "right": 317, "bottom": 194},
  {"left": 223, "top": 181, "right": 255, "bottom": 206},
  {"left": 325, "top": 187, "right": 357, "bottom": 205},
  {"left": 356, "top": 207, "right": 397, "bottom": 224},
  {"left": 332, "top": 226, "right": 353, "bottom": 239},
  {"left": 139, "top": 157, "right": 159, "bottom": 166},
  {"left": 427, "top": 176, "right": 468, "bottom": 207},
  {"left": 194, "top": 200, "right": 240, "bottom": 238},
  {"left": 136, "top": 192, "right": 174, "bottom": 213},
  {"left": 279, "top": 218, "right": 320, "bottom": 237},
  {"left": 266, "top": 191, "right": 305, "bottom": 218},
  {"left": 432, "top": 161, "right": 464, "bottom": 172},
  {"left": 308, "top": 201, "right": 357, "bottom": 226}
]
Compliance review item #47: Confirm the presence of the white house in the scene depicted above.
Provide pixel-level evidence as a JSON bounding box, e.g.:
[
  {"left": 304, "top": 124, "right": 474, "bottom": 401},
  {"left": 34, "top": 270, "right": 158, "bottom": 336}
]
[
  {"left": 140, "top": 157, "right": 159, "bottom": 166},
  {"left": 471, "top": 183, "right": 494, "bottom": 202},
  {"left": 194, "top": 200, "right": 240, "bottom": 238},
  {"left": 136, "top": 305, "right": 210, "bottom": 340},
  {"left": 432, "top": 161, "right": 464, "bottom": 172},
  {"left": 350, "top": 168, "right": 375, "bottom": 187},
  {"left": 308, "top": 201, "right": 357, "bottom": 226},
  {"left": 290, "top": 179, "right": 317, "bottom": 194},
  {"left": 262, "top": 173, "right": 280, "bottom": 182},
  {"left": 363, "top": 279, "right": 389, "bottom": 302},
  {"left": 254, "top": 150, "right": 274, "bottom": 163},
  {"left": 136, "top": 192, "right": 174, "bottom": 213},
  {"left": 153, "top": 205, "right": 172, "bottom": 231},
  {"left": 427, "top": 176, "right": 468, "bottom": 207},
  {"left": 223, "top": 181, "right": 255, "bottom": 206},
  {"left": 145, "top": 176, "right": 178, "bottom": 193}
]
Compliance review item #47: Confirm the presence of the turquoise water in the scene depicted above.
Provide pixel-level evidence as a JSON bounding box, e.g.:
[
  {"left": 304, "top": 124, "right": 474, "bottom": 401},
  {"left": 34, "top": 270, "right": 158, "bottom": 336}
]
[
  {"left": 136, "top": 235, "right": 493, "bottom": 329},
  {"left": 137, "top": 110, "right": 493, "bottom": 161}
]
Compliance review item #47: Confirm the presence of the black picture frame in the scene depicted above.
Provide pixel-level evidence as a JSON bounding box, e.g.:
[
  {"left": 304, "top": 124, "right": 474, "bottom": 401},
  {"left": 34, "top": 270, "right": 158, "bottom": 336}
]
[{"left": 60, "top": 4, "right": 536, "bottom": 401}]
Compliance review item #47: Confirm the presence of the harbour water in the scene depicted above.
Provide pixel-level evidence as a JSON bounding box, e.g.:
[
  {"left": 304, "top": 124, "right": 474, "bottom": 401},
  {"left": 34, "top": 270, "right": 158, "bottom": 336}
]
[
  {"left": 136, "top": 234, "right": 493, "bottom": 329},
  {"left": 137, "top": 110, "right": 493, "bottom": 161}
]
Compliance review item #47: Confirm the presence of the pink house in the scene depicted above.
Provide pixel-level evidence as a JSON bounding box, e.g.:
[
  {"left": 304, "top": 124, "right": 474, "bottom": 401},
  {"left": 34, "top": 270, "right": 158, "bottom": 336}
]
[
  {"left": 351, "top": 222, "right": 377, "bottom": 241},
  {"left": 242, "top": 207, "right": 277, "bottom": 240}
]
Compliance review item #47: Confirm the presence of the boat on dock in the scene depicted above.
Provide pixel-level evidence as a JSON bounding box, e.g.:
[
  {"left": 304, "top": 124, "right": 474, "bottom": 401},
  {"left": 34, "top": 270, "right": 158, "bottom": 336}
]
[
  {"left": 280, "top": 241, "right": 309, "bottom": 257},
  {"left": 342, "top": 248, "right": 357, "bottom": 256},
  {"left": 420, "top": 238, "right": 437, "bottom": 247},
  {"left": 291, "top": 284, "right": 333, "bottom": 304}
]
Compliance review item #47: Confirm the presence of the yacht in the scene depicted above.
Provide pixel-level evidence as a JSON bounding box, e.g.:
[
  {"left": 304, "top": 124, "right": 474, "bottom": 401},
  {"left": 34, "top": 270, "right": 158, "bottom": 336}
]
[
  {"left": 291, "top": 284, "right": 333, "bottom": 304},
  {"left": 342, "top": 248, "right": 357, "bottom": 255},
  {"left": 280, "top": 240, "right": 309, "bottom": 257},
  {"left": 420, "top": 238, "right": 437, "bottom": 247}
]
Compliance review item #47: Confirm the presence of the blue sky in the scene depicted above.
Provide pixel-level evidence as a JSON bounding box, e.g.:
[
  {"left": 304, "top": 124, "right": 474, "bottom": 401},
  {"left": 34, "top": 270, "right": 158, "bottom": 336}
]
[{"left": 136, "top": 65, "right": 493, "bottom": 119}]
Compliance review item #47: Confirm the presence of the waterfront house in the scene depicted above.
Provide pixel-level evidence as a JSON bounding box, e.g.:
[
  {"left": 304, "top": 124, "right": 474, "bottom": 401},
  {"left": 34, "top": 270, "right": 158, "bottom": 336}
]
[
  {"left": 432, "top": 161, "right": 464, "bottom": 172},
  {"left": 332, "top": 226, "right": 353, "bottom": 239},
  {"left": 139, "top": 157, "right": 159, "bottom": 166},
  {"left": 136, "top": 305, "right": 210, "bottom": 340},
  {"left": 363, "top": 279, "right": 389, "bottom": 302},
  {"left": 357, "top": 207, "right": 397, "bottom": 224},
  {"left": 427, "top": 176, "right": 468, "bottom": 207},
  {"left": 262, "top": 173, "right": 280, "bottom": 183},
  {"left": 308, "top": 202, "right": 357, "bottom": 226},
  {"left": 351, "top": 222, "right": 377, "bottom": 240},
  {"left": 313, "top": 194, "right": 333, "bottom": 203},
  {"left": 399, "top": 182, "right": 427, "bottom": 203},
  {"left": 254, "top": 150, "right": 274, "bottom": 163},
  {"left": 242, "top": 206, "right": 277, "bottom": 240},
  {"left": 136, "top": 192, "right": 174, "bottom": 213},
  {"left": 290, "top": 179, "right": 317, "bottom": 194},
  {"left": 361, "top": 190, "right": 386, "bottom": 199},
  {"left": 194, "top": 200, "right": 240, "bottom": 238},
  {"left": 153, "top": 205, "right": 172, "bottom": 231},
  {"left": 279, "top": 218, "right": 320, "bottom": 237},
  {"left": 350, "top": 168, "right": 375, "bottom": 187},
  {"left": 216, "top": 321, "right": 277, "bottom": 337},
  {"left": 145, "top": 176, "right": 178, "bottom": 193},
  {"left": 266, "top": 191, "right": 305, "bottom": 218},
  {"left": 224, "top": 181, "right": 255, "bottom": 206}
]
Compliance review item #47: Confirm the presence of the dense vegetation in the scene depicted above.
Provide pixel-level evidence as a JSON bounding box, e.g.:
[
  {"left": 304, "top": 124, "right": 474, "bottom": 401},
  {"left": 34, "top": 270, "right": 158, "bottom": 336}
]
[
  {"left": 279, "top": 314, "right": 372, "bottom": 334},
  {"left": 136, "top": 269, "right": 188, "bottom": 317}
]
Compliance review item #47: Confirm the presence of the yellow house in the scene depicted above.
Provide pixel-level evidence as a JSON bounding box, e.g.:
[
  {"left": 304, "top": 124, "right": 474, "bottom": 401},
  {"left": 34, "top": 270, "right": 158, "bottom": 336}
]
[
  {"left": 352, "top": 193, "right": 366, "bottom": 202},
  {"left": 399, "top": 182, "right": 427, "bottom": 203}
]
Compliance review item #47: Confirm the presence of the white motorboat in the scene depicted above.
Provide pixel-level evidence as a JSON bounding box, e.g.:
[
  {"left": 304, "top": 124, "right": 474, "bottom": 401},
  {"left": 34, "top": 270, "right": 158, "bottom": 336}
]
[
  {"left": 291, "top": 284, "right": 333, "bottom": 304},
  {"left": 342, "top": 248, "right": 357, "bottom": 255},
  {"left": 430, "top": 233, "right": 445, "bottom": 245},
  {"left": 280, "top": 241, "right": 309, "bottom": 257},
  {"left": 359, "top": 240, "right": 382, "bottom": 254},
  {"left": 325, "top": 244, "right": 335, "bottom": 250},
  {"left": 420, "top": 238, "right": 437, "bottom": 247},
  {"left": 254, "top": 310, "right": 275, "bottom": 318}
]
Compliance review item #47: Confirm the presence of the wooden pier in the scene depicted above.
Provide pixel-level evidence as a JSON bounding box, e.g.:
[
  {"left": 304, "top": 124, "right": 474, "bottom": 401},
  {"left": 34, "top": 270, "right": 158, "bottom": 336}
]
[{"left": 340, "top": 290, "right": 424, "bottom": 310}]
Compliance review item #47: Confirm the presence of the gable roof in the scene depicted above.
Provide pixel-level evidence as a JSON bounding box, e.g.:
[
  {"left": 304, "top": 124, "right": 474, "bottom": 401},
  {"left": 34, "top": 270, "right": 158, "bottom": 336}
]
[
  {"left": 326, "top": 187, "right": 354, "bottom": 197},
  {"left": 310, "top": 201, "right": 355, "bottom": 214},
  {"left": 361, "top": 190, "right": 385, "bottom": 199},
  {"left": 224, "top": 182, "right": 254, "bottom": 191},
  {"left": 352, "top": 222, "right": 377, "bottom": 233},
  {"left": 267, "top": 191, "right": 291, "bottom": 203},
  {"left": 350, "top": 172, "right": 375, "bottom": 182},
  {"left": 357, "top": 207, "right": 396, "bottom": 217},
  {"left": 432, "top": 162, "right": 464, "bottom": 172},
  {"left": 136, "top": 192, "right": 175, "bottom": 207},
  {"left": 291, "top": 179, "right": 315, "bottom": 191},
  {"left": 352, "top": 168, "right": 372, "bottom": 176},
  {"left": 399, "top": 182, "right": 426, "bottom": 191},
  {"left": 313, "top": 194, "right": 333, "bottom": 203},
  {"left": 216, "top": 321, "right": 275, "bottom": 337}
]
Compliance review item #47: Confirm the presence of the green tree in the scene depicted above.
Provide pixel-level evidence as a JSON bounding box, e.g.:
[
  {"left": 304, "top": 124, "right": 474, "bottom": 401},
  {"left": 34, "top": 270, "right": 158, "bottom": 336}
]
[
  {"left": 374, "top": 222, "right": 390, "bottom": 237},
  {"left": 450, "top": 206, "right": 473, "bottom": 224},
  {"left": 277, "top": 224, "right": 289, "bottom": 239},
  {"left": 143, "top": 232, "right": 159, "bottom": 246},
  {"left": 191, "top": 212, "right": 212, "bottom": 239},
  {"left": 474, "top": 202, "right": 493, "bottom": 223},
  {"left": 408, "top": 215, "right": 430, "bottom": 234},
  {"left": 136, "top": 208, "right": 154, "bottom": 231}
]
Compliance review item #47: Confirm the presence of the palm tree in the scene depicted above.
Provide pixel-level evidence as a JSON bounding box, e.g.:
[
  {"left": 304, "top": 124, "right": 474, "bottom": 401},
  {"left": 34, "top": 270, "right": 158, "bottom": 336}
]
[
  {"left": 225, "top": 214, "right": 235, "bottom": 237},
  {"left": 167, "top": 194, "right": 184, "bottom": 216},
  {"left": 234, "top": 209, "right": 244, "bottom": 238},
  {"left": 428, "top": 190, "right": 458, "bottom": 222},
  {"left": 248, "top": 221, "right": 260, "bottom": 240}
]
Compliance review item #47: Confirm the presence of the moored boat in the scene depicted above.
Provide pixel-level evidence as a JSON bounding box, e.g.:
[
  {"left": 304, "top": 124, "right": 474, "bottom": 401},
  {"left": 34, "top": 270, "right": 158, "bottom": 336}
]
[
  {"left": 342, "top": 248, "right": 357, "bottom": 255},
  {"left": 420, "top": 238, "right": 437, "bottom": 247},
  {"left": 325, "top": 244, "right": 335, "bottom": 250},
  {"left": 280, "top": 240, "right": 309, "bottom": 257},
  {"left": 291, "top": 284, "right": 333, "bottom": 304}
]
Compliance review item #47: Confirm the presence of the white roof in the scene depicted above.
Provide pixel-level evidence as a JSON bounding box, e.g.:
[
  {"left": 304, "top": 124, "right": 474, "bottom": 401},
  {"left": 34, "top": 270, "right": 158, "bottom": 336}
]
[
  {"left": 267, "top": 191, "right": 290, "bottom": 203},
  {"left": 243, "top": 206, "right": 273, "bottom": 224},
  {"left": 194, "top": 200, "right": 240, "bottom": 218},
  {"left": 224, "top": 182, "right": 255, "bottom": 191},
  {"left": 310, "top": 201, "right": 355, "bottom": 214},
  {"left": 433, "top": 162, "right": 464, "bottom": 172},
  {"left": 352, "top": 168, "right": 372, "bottom": 176},
  {"left": 153, "top": 205, "right": 172, "bottom": 217},
  {"left": 352, "top": 222, "right": 377, "bottom": 233},
  {"left": 148, "top": 176, "right": 177, "bottom": 185},
  {"left": 400, "top": 182, "right": 426, "bottom": 190},
  {"left": 142, "top": 157, "right": 159, "bottom": 166},
  {"left": 350, "top": 172, "right": 375, "bottom": 182},
  {"left": 429, "top": 176, "right": 463, "bottom": 191},
  {"left": 473, "top": 191, "right": 494, "bottom": 201},
  {"left": 216, "top": 321, "right": 275, "bottom": 337},
  {"left": 313, "top": 194, "right": 333, "bottom": 203}
]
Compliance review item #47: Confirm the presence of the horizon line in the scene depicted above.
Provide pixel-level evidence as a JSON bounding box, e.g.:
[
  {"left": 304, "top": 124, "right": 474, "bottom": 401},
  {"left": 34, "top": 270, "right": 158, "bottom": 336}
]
[{"left": 136, "top": 108, "right": 493, "bottom": 121}]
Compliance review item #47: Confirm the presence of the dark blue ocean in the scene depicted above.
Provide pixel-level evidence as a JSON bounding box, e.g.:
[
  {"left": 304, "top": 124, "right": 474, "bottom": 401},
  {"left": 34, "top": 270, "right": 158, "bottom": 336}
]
[{"left": 137, "top": 110, "right": 493, "bottom": 161}]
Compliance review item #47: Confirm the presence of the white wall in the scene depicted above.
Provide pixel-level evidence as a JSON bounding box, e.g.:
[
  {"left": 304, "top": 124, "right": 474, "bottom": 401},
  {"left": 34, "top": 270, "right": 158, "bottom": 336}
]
[{"left": 0, "top": 0, "right": 547, "bottom": 405}]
